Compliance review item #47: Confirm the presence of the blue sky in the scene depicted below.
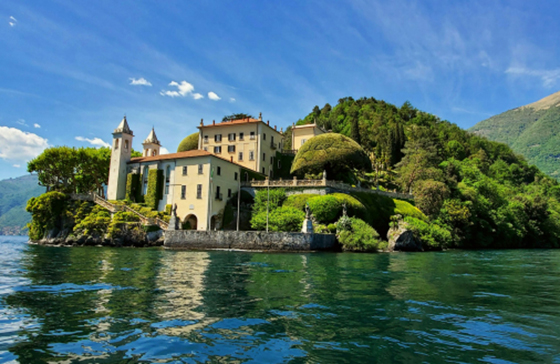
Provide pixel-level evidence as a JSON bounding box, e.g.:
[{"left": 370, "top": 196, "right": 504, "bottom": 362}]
[{"left": 0, "top": 0, "right": 559, "bottom": 180}]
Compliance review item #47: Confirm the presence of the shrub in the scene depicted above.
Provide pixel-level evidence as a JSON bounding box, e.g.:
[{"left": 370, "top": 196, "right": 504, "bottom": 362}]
[
  {"left": 336, "top": 217, "right": 386, "bottom": 252},
  {"left": 252, "top": 188, "right": 287, "bottom": 214},
  {"left": 73, "top": 206, "right": 111, "bottom": 237},
  {"left": 404, "top": 216, "right": 453, "bottom": 250},
  {"left": 393, "top": 199, "right": 427, "bottom": 221},
  {"left": 177, "top": 132, "right": 199, "bottom": 152},
  {"left": 251, "top": 206, "right": 305, "bottom": 232},
  {"left": 327, "top": 223, "right": 337, "bottom": 233},
  {"left": 308, "top": 195, "right": 340, "bottom": 223},
  {"left": 26, "top": 191, "right": 68, "bottom": 241},
  {"left": 284, "top": 194, "right": 317, "bottom": 211}
]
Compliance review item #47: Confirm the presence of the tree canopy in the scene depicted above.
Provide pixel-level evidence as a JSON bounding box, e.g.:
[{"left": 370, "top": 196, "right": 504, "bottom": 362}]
[{"left": 222, "top": 113, "right": 253, "bottom": 121}]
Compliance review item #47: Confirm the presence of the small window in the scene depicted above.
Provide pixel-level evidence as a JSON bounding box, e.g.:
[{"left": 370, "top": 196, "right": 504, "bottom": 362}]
[
  {"left": 234, "top": 172, "right": 238, "bottom": 181},
  {"left": 166, "top": 166, "right": 171, "bottom": 182},
  {"left": 270, "top": 156, "right": 273, "bottom": 164},
  {"left": 114, "top": 139, "right": 119, "bottom": 149},
  {"left": 217, "top": 166, "right": 221, "bottom": 176},
  {"left": 228, "top": 133, "right": 236, "bottom": 141},
  {"left": 228, "top": 189, "right": 232, "bottom": 198},
  {"left": 198, "top": 164, "right": 203, "bottom": 174},
  {"left": 181, "top": 185, "right": 186, "bottom": 199},
  {"left": 262, "top": 153, "right": 266, "bottom": 162},
  {"left": 182, "top": 166, "right": 187, "bottom": 175},
  {"left": 238, "top": 152, "right": 243, "bottom": 161},
  {"left": 278, "top": 160, "right": 282, "bottom": 168},
  {"left": 271, "top": 136, "right": 274, "bottom": 144},
  {"left": 239, "top": 132, "right": 244, "bottom": 140},
  {"left": 197, "top": 184, "right": 202, "bottom": 199},
  {"left": 262, "top": 167, "right": 265, "bottom": 174},
  {"left": 124, "top": 140, "right": 129, "bottom": 150},
  {"left": 215, "top": 186, "right": 222, "bottom": 200},
  {"left": 250, "top": 131, "right": 255, "bottom": 140},
  {"left": 214, "top": 146, "right": 222, "bottom": 154},
  {"left": 165, "top": 185, "right": 169, "bottom": 195},
  {"left": 214, "top": 134, "right": 222, "bottom": 142},
  {"left": 249, "top": 151, "right": 255, "bottom": 161},
  {"left": 204, "top": 135, "right": 209, "bottom": 143},
  {"left": 203, "top": 147, "right": 208, "bottom": 151},
  {"left": 301, "top": 139, "right": 306, "bottom": 146},
  {"left": 228, "top": 145, "right": 236, "bottom": 153},
  {"left": 263, "top": 133, "right": 266, "bottom": 141}
]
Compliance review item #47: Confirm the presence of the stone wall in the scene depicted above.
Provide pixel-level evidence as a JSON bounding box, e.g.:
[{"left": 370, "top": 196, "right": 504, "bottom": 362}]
[{"left": 164, "top": 230, "right": 336, "bottom": 251}]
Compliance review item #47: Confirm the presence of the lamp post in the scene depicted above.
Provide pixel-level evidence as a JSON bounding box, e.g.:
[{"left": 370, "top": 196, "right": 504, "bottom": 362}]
[{"left": 236, "top": 171, "right": 241, "bottom": 231}]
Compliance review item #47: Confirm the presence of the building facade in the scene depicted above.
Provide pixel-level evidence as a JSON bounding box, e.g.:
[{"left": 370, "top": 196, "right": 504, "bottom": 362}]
[
  {"left": 291, "top": 123, "right": 326, "bottom": 152},
  {"left": 107, "top": 116, "right": 274, "bottom": 230}
]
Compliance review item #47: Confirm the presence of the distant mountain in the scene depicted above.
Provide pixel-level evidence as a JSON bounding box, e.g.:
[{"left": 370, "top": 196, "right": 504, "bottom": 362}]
[
  {"left": 470, "top": 91, "right": 560, "bottom": 178},
  {"left": 0, "top": 174, "right": 44, "bottom": 235}
]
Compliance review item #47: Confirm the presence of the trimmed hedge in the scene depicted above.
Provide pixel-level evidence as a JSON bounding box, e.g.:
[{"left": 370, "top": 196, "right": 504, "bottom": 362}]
[
  {"left": 251, "top": 206, "right": 305, "bottom": 232},
  {"left": 290, "top": 133, "right": 372, "bottom": 178},
  {"left": 177, "top": 132, "right": 199, "bottom": 152},
  {"left": 284, "top": 194, "right": 317, "bottom": 211},
  {"left": 125, "top": 173, "right": 141, "bottom": 202}
]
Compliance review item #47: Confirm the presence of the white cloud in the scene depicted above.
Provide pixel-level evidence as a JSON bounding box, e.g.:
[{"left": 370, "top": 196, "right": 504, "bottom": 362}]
[
  {"left": 0, "top": 126, "right": 49, "bottom": 162},
  {"left": 16, "top": 119, "right": 27, "bottom": 127},
  {"left": 505, "top": 67, "right": 560, "bottom": 88},
  {"left": 230, "top": 98, "right": 236, "bottom": 103},
  {"left": 208, "top": 92, "right": 221, "bottom": 101},
  {"left": 33, "top": 123, "right": 40, "bottom": 128},
  {"left": 13, "top": 164, "right": 20, "bottom": 168},
  {"left": 160, "top": 80, "right": 203, "bottom": 99},
  {"left": 160, "top": 147, "right": 169, "bottom": 155},
  {"left": 75, "top": 136, "right": 110, "bottom": 148},
  {"left": 129, "top": 77, "right": 152, "bottom": 86},
  {"left": 9, "top": 16, "right": 16, "bottom": 27}
]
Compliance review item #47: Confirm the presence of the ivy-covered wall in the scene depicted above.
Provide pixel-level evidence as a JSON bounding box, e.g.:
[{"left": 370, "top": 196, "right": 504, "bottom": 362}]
[
  {"left": 145, "top": 169, "right": 164, "bottom": 210},
  {"left": 125, "top": 173, "right": 141, "bottom": 202},
  {"left": 273, "top": 151, "right": 295, "bottom": 179}
]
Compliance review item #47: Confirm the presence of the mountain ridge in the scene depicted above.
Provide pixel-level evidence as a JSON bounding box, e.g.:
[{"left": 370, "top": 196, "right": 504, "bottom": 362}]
[{"left": 0, "top": 174, "right": 44, "bottom": 235}]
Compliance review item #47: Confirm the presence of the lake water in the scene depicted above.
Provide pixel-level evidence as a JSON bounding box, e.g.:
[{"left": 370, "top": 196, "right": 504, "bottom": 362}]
[{"left": 1, "top": 236, "right": 559, "bottom": 363}]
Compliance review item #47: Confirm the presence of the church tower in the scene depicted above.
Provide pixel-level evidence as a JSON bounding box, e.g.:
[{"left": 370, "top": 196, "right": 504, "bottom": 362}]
[
  {"left": 107, "top": 116, "right": 134, "bottom": 200},
  {"left": 142, "top": 127, "right": 161, "bottom": 157}
]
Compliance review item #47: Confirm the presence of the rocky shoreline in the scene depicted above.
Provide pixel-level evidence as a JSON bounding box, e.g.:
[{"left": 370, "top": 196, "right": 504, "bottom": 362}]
[{"left": 31, "top": 229, "right": 164, "bottom": 248}]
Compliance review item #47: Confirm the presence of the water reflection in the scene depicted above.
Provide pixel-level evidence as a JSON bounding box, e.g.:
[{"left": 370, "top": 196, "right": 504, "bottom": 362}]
[{"left": 1, "top": 239, "right": 560, "bottom": 363}]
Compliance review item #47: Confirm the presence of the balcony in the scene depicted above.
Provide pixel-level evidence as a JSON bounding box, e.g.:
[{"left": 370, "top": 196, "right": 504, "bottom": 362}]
[
  {"left": 215, "top": 192, "right": 223, "bottom": 201},
  {"left": 270, "top": 142, "right": 277, "bottom": 149}
]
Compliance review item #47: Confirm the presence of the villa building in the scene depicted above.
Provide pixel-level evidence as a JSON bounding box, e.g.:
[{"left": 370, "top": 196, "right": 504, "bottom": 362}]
[{"left": 107, "top": 115, "right": 276, "bottom": 231}]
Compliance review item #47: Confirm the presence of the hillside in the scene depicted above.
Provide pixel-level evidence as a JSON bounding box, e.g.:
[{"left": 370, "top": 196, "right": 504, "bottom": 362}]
[
  {"left": 470, "top": 91, "right": 560, "bottom": 178},
  {"left": 0, "top": 174, "right": 44, "bottom": 235}
]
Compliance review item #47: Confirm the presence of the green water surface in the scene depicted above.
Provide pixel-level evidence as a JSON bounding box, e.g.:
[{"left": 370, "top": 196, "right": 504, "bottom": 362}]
[{"left": 1, "top": 236, "right": 559, "bottom": 363}]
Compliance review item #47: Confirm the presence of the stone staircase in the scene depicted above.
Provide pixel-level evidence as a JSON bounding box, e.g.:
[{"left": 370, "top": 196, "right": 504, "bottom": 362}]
[{"left": 91, "top": 194, "right": 169, "bottom": 230}]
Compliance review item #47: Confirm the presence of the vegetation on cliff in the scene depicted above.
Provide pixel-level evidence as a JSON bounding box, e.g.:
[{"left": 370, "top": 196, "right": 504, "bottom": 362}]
[{"left": 292, "top": 97, "right": 560, "bottom": 249}]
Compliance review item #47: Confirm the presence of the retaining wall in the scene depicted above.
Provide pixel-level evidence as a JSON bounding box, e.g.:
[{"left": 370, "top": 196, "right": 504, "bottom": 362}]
[{"left": 164, "top": 230, "right": 336, "bottom": 251}]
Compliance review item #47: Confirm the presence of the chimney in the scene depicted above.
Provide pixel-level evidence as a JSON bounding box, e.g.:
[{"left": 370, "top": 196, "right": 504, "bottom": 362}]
[
  {"left": 213, "top": 120, "right": 215, "bottom": 125},
  {"left": 259, "top": 112, "right": 262, "bottom": 121},
  {"left": 200, "top": 119, "right": 204, "bottom": 126},
  {"left": 280, "top": 127, "right": 283, "bottom": 133},
  {"left": 267, "top": 120, "right": 270, "bottom": 126},
  {"left": 274, "top": 125, "right": 277, "bottom": 131}
]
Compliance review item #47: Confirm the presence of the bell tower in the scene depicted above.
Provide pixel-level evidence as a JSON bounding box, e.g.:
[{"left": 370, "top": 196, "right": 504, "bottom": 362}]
[
  {"left": 142, "top": 127, "right": 161, "bottom": 157},
  {"left": 107, "top": 116, "right": 134, "bottom": 200}
]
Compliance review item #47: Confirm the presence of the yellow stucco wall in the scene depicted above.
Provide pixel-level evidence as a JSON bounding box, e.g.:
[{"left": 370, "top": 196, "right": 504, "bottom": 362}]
[{"left": 292, "top": 124, "right": 325, "bottom": 152}]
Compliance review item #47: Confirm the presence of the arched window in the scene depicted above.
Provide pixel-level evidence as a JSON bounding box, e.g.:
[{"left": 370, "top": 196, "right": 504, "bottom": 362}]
[
  {"left": 124, "top": 140, "right": 129, "bottom": 150},
  {"left": 114, "top": 139, "right": 119, "bottom": 149},
  {"left": 143, "top": 166, "right": 149, "bottom": 195},
  {"left": 152, "top": 150, "right": 157, "bottom": 156}
]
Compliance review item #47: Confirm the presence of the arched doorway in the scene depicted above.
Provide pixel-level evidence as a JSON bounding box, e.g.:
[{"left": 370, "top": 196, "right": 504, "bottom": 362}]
[
  {"left": 210, "top": 215, "right": 219, "bottom": 231},
  {"left": 183, "top": 214, "right": 197, "bottom": 230}
]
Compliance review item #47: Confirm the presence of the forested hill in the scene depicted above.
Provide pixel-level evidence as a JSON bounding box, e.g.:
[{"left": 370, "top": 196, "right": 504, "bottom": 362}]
[
  {"left": 286, "top": 97, "right": 560, "bottom": 249},
  {"left": 0, "top": 174, "right": 44, "bottom": 235},
  {"left": 469, "top": 91, "right": 560, "bottom": 179}
]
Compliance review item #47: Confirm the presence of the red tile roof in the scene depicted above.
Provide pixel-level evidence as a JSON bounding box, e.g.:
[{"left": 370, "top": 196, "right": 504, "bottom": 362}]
[{"left": 198, "top": 118, "right": 283, "bottom": 133}]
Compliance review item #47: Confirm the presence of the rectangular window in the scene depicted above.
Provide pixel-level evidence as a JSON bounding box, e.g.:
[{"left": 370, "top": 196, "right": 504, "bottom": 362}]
[
  {"left": 182, "top": 166, "right": 187, "bottom": 175},
  {"left": 271, "top": 136, "right": 274, "bottom": 144},
  {"left": 215, "top": 186, "right": 222, "bottom": 200},
  {"left": 181, "top": 185, "right": 186, "bottom": 199},
  {"left": 239, "top": 132, "right": 244, "bottom": 140},
  {"left": 228, "top": 145, "right": 236, "bottom": 153},
  {"left": 263, "top": 133, "right": 266, "bottom": 140},
  {"left": 270, "top": 156, "right": 273, "bottom": 164},
  {"left": 165, "top": 185, "right": 169, "bottom": 195},
  {"left": 250, "top": 131, "right": 255, "bottom": 140},
  {"left": 214, "top": 134, "right": 222, "bottom": 142},
  {"left": 217, "top": 166, "right": 221, "bottom": 176},
  {"left": 214, "top": 146, "right": 222, "bottom": 154},
  {"left": 196, "top": 184, "right": 202, "bottom": 199},
  {"left": 249, "top": 151, "right": 255, "bottom": 161},
  {"left": 228, "top": 133, "right": 236, "bottom": 141},
  {"left": 204, "top": 135, "right": 209, "bottom": 143},
  {"left": 234, "top": 172, "right": 238, "bottom": 181},
  {"left": 198, "top": 164, "right": 203, "bottom": 174},
  {"left": 228, "top": 189, "right": 232, "bottom": 198},
  {"left": 278, "top": 160, "right": 282, "bottom": 168},
  {"left": 301, "top": 139, "right": 306, "bottom": 146},
  {"left": 262, "top": 167, "right": 265, "bottom": 174},
  {"left": 238, "top": 152, "right": 243, "bottom": 161},
  {"left": 262, "top": 152, "right": 266, "bottom": 162}
]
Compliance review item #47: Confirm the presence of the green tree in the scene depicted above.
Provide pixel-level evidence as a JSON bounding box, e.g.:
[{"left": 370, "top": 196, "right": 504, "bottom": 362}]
[{"left": 222, "top": 113, "right": 254, "bottom": 121}]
